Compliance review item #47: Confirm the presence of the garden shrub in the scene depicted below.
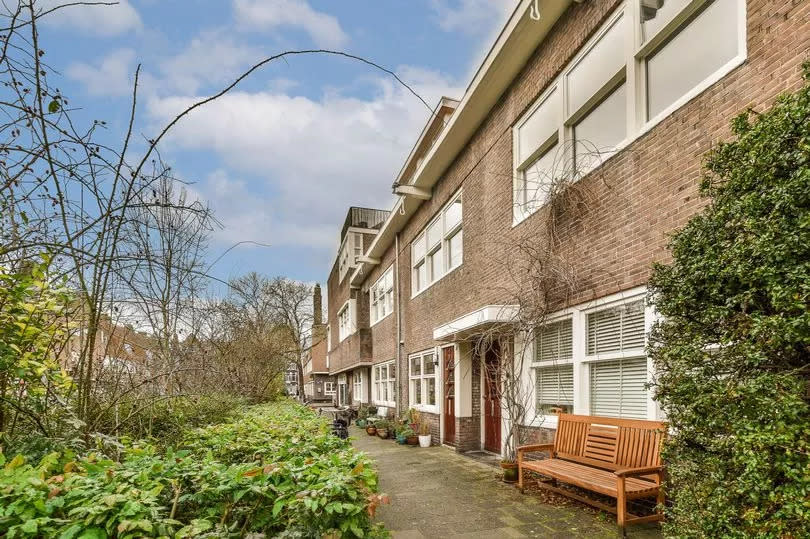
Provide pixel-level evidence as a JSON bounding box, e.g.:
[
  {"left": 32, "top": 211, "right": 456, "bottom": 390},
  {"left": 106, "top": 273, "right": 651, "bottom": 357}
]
[
  {"left": 648, "top": 65, "right": 810, "bottom": 537},
  {"left": 0, "top": 401, "right": 386, "bottom": 538}
]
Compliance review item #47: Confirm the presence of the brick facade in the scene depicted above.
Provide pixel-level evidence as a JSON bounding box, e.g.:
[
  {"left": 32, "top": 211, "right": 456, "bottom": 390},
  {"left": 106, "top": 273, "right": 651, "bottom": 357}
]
[{"left": 326, "top": 0, "right": 810, "bottom": 452}]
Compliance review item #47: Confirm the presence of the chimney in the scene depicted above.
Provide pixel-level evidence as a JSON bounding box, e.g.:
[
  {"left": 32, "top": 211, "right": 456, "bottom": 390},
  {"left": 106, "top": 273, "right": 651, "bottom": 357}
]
[{"left": 313, "top": 283, "right": 322, "bottom": 325}]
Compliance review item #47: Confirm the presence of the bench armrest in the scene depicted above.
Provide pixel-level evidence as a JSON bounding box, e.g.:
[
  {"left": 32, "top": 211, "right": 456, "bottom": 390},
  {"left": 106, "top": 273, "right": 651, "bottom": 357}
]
[{"left": 614, "top": 465, "right": 665, "bottom": 478}]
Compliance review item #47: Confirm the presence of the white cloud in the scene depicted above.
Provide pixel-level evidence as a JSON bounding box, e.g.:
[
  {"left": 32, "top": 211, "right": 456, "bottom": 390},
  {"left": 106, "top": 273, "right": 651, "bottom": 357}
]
[
  {"left": 233, "top": 0, "right": 348, "bottom": 48},
  {"left": 159, "top": 29, "right": 261, "bottom": 94},
  {"left": 146, "top": 66, "right": 461, "bottom": 250},
  {"left": 430, "top": 0, "right": 515, "bottom": 36},
  {"left": 38, "top": 0, "right": 141, "bottom": 36},
  {"left": 66, "top": 48, "right": 137, "bottom": 97}
]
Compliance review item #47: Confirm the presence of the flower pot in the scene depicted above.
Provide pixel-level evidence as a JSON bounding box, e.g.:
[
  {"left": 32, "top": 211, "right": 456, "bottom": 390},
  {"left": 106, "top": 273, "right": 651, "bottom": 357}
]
[
  {"left": 418, "top": 434, "right": 431, "bottom": 448},
  {"left": 500, "top": 461, "right": 518, "bottom": 483},
  {"left": 357, "top": 419, "right": 366, "bottom": 428},
  {"left": 377, "top": 428, "right": 389, "bottom": 439},
  {"left": 396, "top": 434, "right": 407, "bottom": 445},
  {"left": 406, "top": 435, "right": 419, "bottom": 446},
  {"left": 366, "top": 426, "right": 376, "bottom": 436}
]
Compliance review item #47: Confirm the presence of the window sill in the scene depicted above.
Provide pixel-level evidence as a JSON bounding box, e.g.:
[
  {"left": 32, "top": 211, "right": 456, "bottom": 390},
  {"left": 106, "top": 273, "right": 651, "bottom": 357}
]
[
  {"left": 373, "top": 400, "right": 395, "bottom": 408},
  {"left": 370, "top": 312, "right": 393, "bottom": 328},
  {"left": 410, "top": 263, "right": 463, "bottom": 300},
  {"left": 411, "top": 404, "right": 439, "bottom": 415}
]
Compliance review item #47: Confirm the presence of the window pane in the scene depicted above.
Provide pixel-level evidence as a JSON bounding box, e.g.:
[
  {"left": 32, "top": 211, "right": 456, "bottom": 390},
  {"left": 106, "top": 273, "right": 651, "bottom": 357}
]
[
  {"left": 444, "top": 196, "right": 463, "bottom": 231},
  {"left": 522, "top": 142, "right": 561, "bottom": 211},
  {"left": 574, "top": 83, "right": 627, "bottom": 175},
  {"left": 390, "top": 362, "right": 396, "bottom": 379},
  {"left": 646, "top": 0, "right": 739, "bottom": 119},
  {"left": 427, "top": 219, "right": 442, "bottom": 248},
  {"left": 414, "top": 379, "right": 422, "bottom": 404},
  {"left": 567, "top": 13, "right": 626, "bottom": 114},
  {"left": 380, "top": 364, "right": 387, "bottom": 380},
  {"left": 447, "top": 229, "right": 463, "bottom": 270},
  {"left": 423, "top": 354, "right": 436, "bottom": 375},
  {"left": 428, "top": 248, "right": 442, "bottom": 281},
  {"left": 641, "top": 0, "right": 690, "bottom": 42},
  {"left": 590, "top": 358, "right": 648, "bottom": 419},
  {"left": 426, "top": 378, "right": 436, "bottom": 406},
  {"left": 413, "top": 235, "right": 425, "bottom": 261},
  {"left": 518, "top": 88, "right": 560, "bottom": 164},
  {"left": 418, "top": 263, "right": 426, "bottom": 291},
  {"left": 410, "top": 356, "right": 421, "bottom": 376}
]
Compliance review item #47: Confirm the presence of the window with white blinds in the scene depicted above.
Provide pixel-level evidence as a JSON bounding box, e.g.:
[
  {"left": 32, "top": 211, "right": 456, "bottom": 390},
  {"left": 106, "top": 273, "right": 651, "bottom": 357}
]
[
  {"left": 536, "top": 319, "right": 573, "bottom": 362},
  {"left": 536, "top": 364, "right": 574, "bottom": 414},
  {"left": 586, "top": 300, "right": 646, "bottom": 355},
  {"left": 589, "top": 357, "right": 648, "bottom": 419}
]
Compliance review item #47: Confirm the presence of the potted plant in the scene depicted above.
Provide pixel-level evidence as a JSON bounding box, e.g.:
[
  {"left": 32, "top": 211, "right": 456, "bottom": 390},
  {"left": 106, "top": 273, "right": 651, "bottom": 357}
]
[
  {"left": 500, "top": 459, "right": 519, "bottom": 483},
  {"left": 376, "top": 419, "right": 391, "bottom": 439},
  {"left": 356, "top": 406, "right": 369, "bottom": 428},
  {"left": 398, "top": 426, "right": 416, "bottom": 445},
  {"left": 406, "top": 408, "right": 421, "bottom": 432},
  {"left": 365, "top": 423, "right": 377, "bottom": 436},
  {"left": 417, "top": 420, "right": 431, "bottom": 447}
]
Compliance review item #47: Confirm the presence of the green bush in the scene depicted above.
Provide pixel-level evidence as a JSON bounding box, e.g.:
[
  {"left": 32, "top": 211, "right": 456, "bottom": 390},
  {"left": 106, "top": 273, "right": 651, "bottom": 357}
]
[
  {"left": 648, "top": 65, "right": 810, "bottom": 537},
  {"left": 0, "top": 401, "right": 387, "bottom": 538}
]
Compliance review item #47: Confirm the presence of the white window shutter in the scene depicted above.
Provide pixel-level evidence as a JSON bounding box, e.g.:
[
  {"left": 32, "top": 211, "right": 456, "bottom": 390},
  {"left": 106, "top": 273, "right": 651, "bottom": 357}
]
[
  {"left": 590, "top": 358, "right": 648, "bottom": 419},
  {"left": 536, "top": 319, "right": 573, "bottom": 362}
]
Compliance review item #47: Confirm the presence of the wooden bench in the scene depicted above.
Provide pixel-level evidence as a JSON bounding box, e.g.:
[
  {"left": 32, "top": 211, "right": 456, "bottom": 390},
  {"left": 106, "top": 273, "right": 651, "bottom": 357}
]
[{"left": 517, "top": 413, "right": 666, "bottom": 536}]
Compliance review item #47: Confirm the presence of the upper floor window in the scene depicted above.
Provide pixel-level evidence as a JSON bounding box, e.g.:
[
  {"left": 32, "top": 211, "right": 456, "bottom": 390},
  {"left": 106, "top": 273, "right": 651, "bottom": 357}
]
[
  {"left": 337, "top": 300, "right": 355, "bottom": 342},
  {"left": 513, "top": 0, "right": 746, "bottom": 224},
  {"left": 370, "top": 265, "right": 394, "bottom": 325},
  {"left": 412, "top": 191, "right": 463, "bottom": 296},
  {"left": 338, "top": 232, "right": 364, "bottom": 282}
]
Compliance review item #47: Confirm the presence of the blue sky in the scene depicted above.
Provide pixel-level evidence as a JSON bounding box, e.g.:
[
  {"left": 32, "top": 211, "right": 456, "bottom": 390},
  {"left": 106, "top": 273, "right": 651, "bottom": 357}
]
[{"left": 38, "top": 0, "right": 513, "bottom": 289}]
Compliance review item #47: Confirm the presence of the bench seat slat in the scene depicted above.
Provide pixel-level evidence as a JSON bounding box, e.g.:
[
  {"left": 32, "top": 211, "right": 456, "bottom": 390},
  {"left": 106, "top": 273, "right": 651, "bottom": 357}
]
[{"left": 522, "top": 459, "right": 658, "bottom": 498}]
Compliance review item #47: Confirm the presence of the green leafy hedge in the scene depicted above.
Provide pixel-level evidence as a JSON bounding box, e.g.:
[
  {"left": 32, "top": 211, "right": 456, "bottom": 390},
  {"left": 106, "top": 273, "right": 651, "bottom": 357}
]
[
  {"left": 648, "top": 65, "right": 810, "bottom": 537},
  {"left": 0, "top": 401, "right": 386, "bottom": 538}
]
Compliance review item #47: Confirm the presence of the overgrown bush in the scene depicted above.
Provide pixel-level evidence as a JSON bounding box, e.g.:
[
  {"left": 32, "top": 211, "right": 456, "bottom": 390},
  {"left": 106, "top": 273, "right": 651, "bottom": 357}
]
[
  {"left": 0, "top": 401, "right": 387, "bottom": 538},
  {"left": 648, "top": 65, "right": 810, "bottom": 537}
]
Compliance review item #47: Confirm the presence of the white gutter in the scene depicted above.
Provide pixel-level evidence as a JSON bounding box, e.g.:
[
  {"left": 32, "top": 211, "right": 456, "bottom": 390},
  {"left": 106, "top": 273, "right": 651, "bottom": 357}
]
[{"left": 350, "top": 0, "right": 572, "bottom": 288}]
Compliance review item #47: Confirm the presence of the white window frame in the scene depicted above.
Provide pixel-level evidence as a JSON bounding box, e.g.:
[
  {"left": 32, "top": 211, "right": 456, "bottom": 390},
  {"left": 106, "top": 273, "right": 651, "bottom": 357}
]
[
  {"left": 512, "top": 0, "right": 747, "bottom": 226},
  {"left": 523, "top": 286, "right": 660, "bottom": 428},
  {"left": 337, "top": 300, "right": 356, "bottom": 342},
  {"left": 373, "top": 360, "right": 396, "bottom": 408},
  {"left": 411, "top": 190, "right": 463, "bottom": 297},
  {"left": 338, "top": 232, "right": 365, "bottom": 282},
  {"left": 353, "top": 369, "right": 365, "bottom": 403},
  {"left": 370, "top": 265, "right": 395, "bottom": 326},
  {"left": 324, "top": 381, "right": 336, "bottom": 395},
  {"left": 408, "top": 349, "right": 439, "bottom": 413},
  {"left": 337, "top": 374, "right": 348, "bottom": 406}
]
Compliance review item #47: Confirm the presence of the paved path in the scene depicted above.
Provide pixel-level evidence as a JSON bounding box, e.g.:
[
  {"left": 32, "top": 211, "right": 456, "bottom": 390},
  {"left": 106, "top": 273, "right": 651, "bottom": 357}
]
[{"left": 351, "top": 427, "right": 662, "bottom": 538}]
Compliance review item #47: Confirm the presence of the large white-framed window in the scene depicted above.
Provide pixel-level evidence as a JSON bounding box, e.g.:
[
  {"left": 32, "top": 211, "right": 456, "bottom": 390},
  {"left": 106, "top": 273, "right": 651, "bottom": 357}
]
[
  {"left": 409, "top": 350, "right": 438, "bottom": 412},
  {"left": 337, "top": 374, "right": 348, "bottom": 406},
  {"left": 338, "top": 232, "right": 365, "bottom": 282},
  {"left": 373, "top": 360, "right": 396, "bottom": 407},
  {"left": 524, "top": 287, "right": 658, "bottom": 427},
  {"left": 337, "top": 300, "right": 355, "bottom": 342},
  {"left": 512, "top": 0, "right": 746, "bottom": 225},
  {"left": 370, "top": 265, "right": 394, "bottom": 326},
  {"left": 412, "top": 191, "right": 463, "bottom": 296},
  {"left": 324, "top": 381, "right": 336, "bottom": 395},
  {"left": 353, "top": 369, "right": 365, "bottom": 403}
]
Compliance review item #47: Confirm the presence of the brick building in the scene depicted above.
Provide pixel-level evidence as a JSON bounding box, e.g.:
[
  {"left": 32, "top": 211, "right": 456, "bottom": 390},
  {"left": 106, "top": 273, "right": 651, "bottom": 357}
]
[
  {"left": 302, "top": 283, "right": 335, "bottom": 402},
  {"left": 325, "top": 0, "right": 809, "bottom": 455}
]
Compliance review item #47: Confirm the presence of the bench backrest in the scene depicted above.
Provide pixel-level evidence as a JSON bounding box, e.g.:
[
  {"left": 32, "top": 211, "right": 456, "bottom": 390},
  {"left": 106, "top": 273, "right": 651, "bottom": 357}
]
[{"left": 554, "top": 413, "right": 666, "bottom": 473}]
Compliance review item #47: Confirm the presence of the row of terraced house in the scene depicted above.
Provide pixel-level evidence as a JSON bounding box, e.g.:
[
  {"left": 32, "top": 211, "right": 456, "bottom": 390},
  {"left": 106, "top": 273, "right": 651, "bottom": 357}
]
[{"left": 314, "top": 0, "right": 808, "bottom": 456}]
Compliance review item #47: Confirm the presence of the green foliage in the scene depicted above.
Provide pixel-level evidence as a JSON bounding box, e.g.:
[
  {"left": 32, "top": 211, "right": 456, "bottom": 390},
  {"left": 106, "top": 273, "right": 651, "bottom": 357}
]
[
  {"left": 648, "top": 65, "right": 810, "bottom": 537},
  {"left": 0, "top": 256, "right": 74, "bottom": 444},
  {"left": 0, "top": 401, "right": 387, "bottom": 538}
]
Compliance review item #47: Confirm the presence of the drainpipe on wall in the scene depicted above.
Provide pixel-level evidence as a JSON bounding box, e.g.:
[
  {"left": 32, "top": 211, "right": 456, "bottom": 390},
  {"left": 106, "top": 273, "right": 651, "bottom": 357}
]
[{"left": 395, "top": 232, "right": 402, "bottom": 418}]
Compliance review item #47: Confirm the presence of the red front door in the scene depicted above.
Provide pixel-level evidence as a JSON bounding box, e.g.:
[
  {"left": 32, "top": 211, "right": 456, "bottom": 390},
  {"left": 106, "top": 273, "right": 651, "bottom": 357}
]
[
  {"left": 483, "top": 343, "right": 501, "bottom": 454},
  {"left": 443, "top": 347, "right": 456, "bottom": 445}
]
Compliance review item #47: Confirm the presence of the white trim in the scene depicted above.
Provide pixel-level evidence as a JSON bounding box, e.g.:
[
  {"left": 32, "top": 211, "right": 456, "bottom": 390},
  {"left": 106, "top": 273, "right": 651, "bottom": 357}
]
[
  {"left": 372, "top": 359, "right": 396, "bottom": 408},
  {"left": 408, "top": 348, "right": 439, "bottom": 414},
  {"left": 369, "top": 265, "right": 395, "bottom": 327},
  {"left": 433, "top": 304, "right": 519, "bottom": 341},
  {"left": 411, "top": 189, "right": 464, "bottom": 298}
]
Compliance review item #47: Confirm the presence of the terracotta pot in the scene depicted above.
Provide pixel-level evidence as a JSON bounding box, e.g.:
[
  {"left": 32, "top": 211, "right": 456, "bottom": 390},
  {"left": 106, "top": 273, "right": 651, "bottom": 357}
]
[
  {"left": 377, "top": 428, "right": 389, "bottom": 439},
  {"left": 406, "top": 435, "right": 419, "bottom": 446},
  {"left": 366, "top": 426, "right": 376, "bottom": 436},
  {"left": 500, "top": 461, "right": 518, "bottom": 483}
]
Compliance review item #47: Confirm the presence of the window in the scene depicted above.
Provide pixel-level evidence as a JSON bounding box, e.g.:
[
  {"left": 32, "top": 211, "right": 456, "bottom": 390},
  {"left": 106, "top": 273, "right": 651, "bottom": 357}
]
[
  {"left": 586, "top": 301, "right": 646, "bottom": 355},
  {"left": 338, "top": 232, "right": 365, "bottom": 282},
  {"left": 644, "top": 0, "right": 742, "bottom": 120},
  {"left": 353, "top": 370, "right": 364, "bottom": 403},
  {"left": 324, "top": 381, "right": 335, "bottom": 395},
  {"left": 536, "top": 365, "right": 574, "bottom": 415},
  {"left": 337, "top": 301, "right": 355, "bottom": 341},
  {"left": 412, "top": 191, "right": 463, "bottom": 295},
  {"left": 337, "top": 374, "right": 348, "bottom": 406},
  {"left": 409, "top": 350, "right": 437, "bottom": 409},
  {"left": 536, "top": 319, "right": 573, "bottom": 363},
  {"left": 590, "top": 358, "right": 648, "bottom": 419},
  {"left": 512, "top": 0, "right": 746, "bottom": 223},
  {"left": 373, "top": 360, "right": 396, "bottom": 406},
  {"left": 370, "top": 266, "right": 395, "bottom": 325}
]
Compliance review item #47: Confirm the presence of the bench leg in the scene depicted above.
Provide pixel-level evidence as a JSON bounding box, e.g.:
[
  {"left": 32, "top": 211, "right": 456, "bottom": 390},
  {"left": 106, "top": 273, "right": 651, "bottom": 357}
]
[
  {"left": 616, "top": 477, "right": 627, "bottom": 537},
  {"left": 518, "top": 465, "right": 524, "bottom": 493}
]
